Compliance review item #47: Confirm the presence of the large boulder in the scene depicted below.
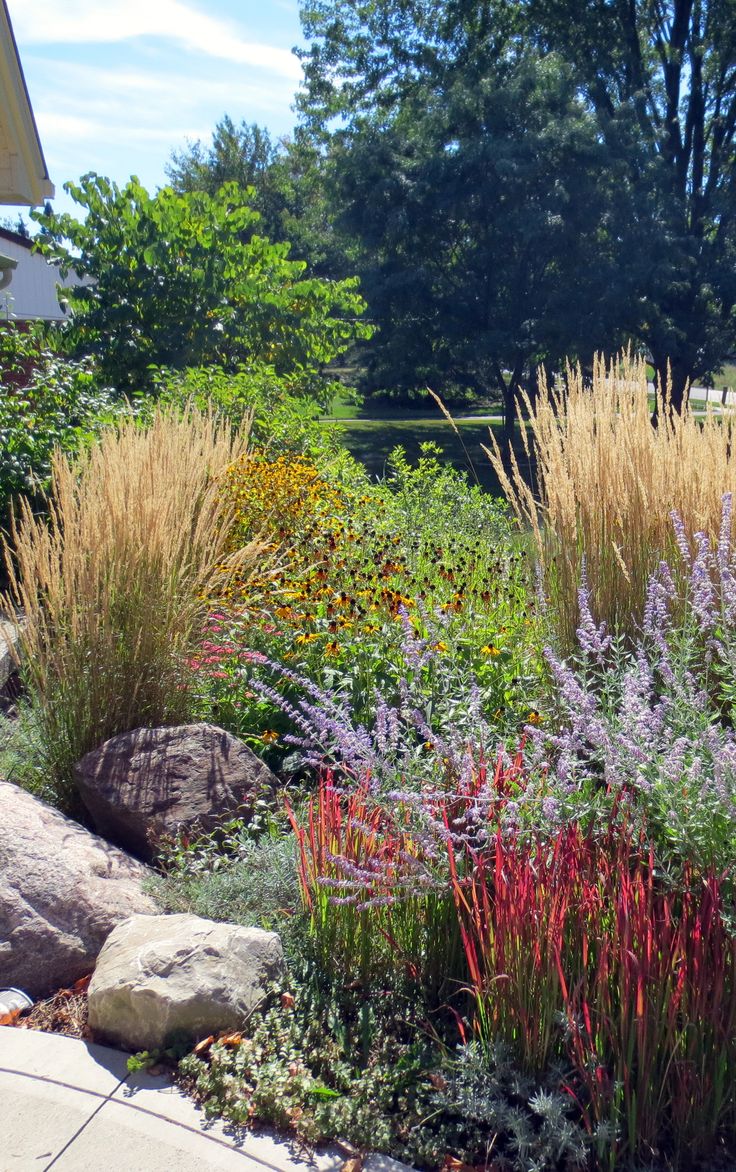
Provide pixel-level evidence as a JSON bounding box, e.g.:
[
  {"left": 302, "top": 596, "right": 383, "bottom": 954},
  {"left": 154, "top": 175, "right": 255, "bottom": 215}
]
[
  {"left": 88, "top": 913, "right": 285, "bottom": 1050},
  {"left": 0, "top": 781, "right": 156, "bottom": 998},
  {"left": 74, "top": 723, "right": 277, "bottom": 862}
]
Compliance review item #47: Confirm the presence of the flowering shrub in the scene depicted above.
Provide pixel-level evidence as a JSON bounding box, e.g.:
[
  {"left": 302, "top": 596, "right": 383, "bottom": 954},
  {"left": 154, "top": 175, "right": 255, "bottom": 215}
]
[
  {"left": 222, "top": 451, "right": 345, "bottom": 548},
  {"left": 0, "top": 324, "right": 121, "bottom": 520},
  {"left": 199, "top": 446, "right": 543, "bottom": 762},
  {"left": 527, "top": 499, "right": 736, "bottom": 870}
]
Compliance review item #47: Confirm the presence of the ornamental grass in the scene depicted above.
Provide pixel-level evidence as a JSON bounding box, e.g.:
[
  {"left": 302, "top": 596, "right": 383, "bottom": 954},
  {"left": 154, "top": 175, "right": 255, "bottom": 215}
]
[
  {"left": 486, "top": 352, "right": 736, "bottom": 646},
  {"left": 448, "top": 821, "right": 736, "bottom": 1168},
  {"left": 2, "top": 407, "right": 260, "bottom": 808},
  {"left": 291, "top": 770, "right": 736, "bottom": 1168}
]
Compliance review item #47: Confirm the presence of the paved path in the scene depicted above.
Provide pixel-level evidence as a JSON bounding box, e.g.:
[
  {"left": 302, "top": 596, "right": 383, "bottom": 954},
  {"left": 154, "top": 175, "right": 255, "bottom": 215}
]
[
  {"left": 0, "top": 1026, "right": 405, "bottom": 1172},
  {"left": 689, "top": 384, "right": 736, "bottom": 407}
]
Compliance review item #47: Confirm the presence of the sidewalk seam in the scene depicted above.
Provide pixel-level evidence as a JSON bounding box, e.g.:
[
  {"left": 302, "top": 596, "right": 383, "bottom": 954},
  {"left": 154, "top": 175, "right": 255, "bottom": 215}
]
[
  {"left": 109, "top": 1080, "right": 296, "bottom": 1169},
  {"left": 1, "top": 1064, "right": 330, "bottom": 1170},
  {"left": 40, "top": 1072, "right": 128, "bottom": 1171}
]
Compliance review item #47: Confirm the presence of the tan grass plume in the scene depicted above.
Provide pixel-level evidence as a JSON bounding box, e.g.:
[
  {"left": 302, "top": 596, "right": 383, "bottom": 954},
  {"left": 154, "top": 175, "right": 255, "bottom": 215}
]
[
  {"left": 485, "top": 352, "right": 736, "bottom": 647},
  {"left": 2, "top": 406, "right": 261, "bottom": 807}
]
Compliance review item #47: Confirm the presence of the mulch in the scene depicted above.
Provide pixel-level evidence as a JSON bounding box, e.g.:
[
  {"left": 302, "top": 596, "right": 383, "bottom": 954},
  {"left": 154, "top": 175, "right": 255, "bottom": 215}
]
[{"left": 0, "top": 975, "right": 91, "bottom": 1039}]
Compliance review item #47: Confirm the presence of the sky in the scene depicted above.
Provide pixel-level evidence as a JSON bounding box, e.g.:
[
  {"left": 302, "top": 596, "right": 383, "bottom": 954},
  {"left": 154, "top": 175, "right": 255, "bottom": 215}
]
[{"left": 6, "top": 0, "right": 307, "bottom": 220}]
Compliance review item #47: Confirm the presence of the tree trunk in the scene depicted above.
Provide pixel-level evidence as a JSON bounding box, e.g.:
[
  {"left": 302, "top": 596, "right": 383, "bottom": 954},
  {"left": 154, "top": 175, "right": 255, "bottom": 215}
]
[
  {"left": 500, "top": 357, "right": 525, "bottom": 448},
  {"left": 502, "top": 384, "right": 516, "bottom": 447},
  {"left": 652, "top": 355, "right": 691, "bottom": 415}
]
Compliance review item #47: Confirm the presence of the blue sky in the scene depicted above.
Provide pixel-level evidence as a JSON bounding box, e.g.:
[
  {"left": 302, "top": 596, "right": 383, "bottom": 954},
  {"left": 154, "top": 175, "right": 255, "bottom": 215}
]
[{"left": 7, "top": 0, "right": 307, "bottom": 218}]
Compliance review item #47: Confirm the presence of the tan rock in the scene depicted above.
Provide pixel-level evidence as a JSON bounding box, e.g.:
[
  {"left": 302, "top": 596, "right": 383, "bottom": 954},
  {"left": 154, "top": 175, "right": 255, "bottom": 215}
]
[
  {"left": 88, "top": 913, "right": 285, "bottom": 1050},
  {"left": 0, "top": 781, "right": 156, "bottom": 997}
]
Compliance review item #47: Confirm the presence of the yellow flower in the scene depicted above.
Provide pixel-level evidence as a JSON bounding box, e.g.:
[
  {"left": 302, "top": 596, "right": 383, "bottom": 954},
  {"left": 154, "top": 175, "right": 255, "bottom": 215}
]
[
  {"left": 481, "top": 644, "right": 501, "bottom": 656},
  {"left": 526, "top": 710, "right": 542, "bottom": 725},
  {"left": 433, "top": 641, "right": 448, "bottom": 652},
  {"left": 295, "top": 632, "right": 317, "bottom": 645},
  {"left": 325, "top": 640, "right": 341, "bottom": 657},
  {"left": 261, "top": 729, "right": 279, "bottom": 743}
]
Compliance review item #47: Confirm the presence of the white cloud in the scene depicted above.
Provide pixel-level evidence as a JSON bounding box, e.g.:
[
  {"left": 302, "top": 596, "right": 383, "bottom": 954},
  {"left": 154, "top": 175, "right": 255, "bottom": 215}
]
[
  {"left": 7, "top": 0, "right": 301, "bottom": 78},
  {"left": 26, "top": 55, "right": 296, "bottom": 150}
]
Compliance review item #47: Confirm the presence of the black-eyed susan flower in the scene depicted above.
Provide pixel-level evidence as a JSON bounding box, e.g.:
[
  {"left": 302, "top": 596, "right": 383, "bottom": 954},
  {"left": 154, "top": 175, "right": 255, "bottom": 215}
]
[{"left": 261, "top": 729, "right": 279, "bottom": 744}]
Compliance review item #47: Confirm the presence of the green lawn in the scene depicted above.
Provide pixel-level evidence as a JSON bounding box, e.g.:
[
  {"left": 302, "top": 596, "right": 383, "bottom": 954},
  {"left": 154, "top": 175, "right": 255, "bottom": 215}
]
[
  {"left": 323, "top": 417, "right": 533, "bottom": 497},
  {"left": 713, "top": 362, "right": 736, "bottom": 390},
  {"left": 324, "top": 390, "right": 501, "bottom": 421}
]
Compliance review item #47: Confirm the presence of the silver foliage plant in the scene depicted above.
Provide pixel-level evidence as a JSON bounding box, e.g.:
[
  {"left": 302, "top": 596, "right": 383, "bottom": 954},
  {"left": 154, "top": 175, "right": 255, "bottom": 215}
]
[{"left": 528, "top": 494, "right": 736, "bottom": 868}]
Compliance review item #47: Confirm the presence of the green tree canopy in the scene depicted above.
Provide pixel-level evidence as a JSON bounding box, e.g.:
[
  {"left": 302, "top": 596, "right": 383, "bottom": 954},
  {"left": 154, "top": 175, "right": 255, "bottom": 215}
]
[
  {"left": 32, "top": 175, "right": 372, "bottom": 396},
  {"left": 299, "top": 0, "right": 736, "bottom": 409},
  {"left": 523, "top": 0, "right": 736, "bottom": 407},
  {"left": 298, "top": 2, "right": 623, "bottom": 422},
  {"left": 166, "top": 118, "right": 351, "bottom": 279}
]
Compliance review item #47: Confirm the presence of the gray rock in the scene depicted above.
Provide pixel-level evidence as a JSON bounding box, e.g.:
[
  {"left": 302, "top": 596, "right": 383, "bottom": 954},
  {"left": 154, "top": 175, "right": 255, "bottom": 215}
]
[
  {"left": 0, "top": 619, "right": 21, "bottom": 689},
  {"left": 74, "top": 723, "right": 277, "bottom": 862},
  {"left": 0, "top": 780, "right": 156, "bottom": 997},
  {"left": 88, "top": 913, "right": 285, "bottom": 1050},
  {"left": 363, "top": 1157, "right": 416, "bottom": 1172}
]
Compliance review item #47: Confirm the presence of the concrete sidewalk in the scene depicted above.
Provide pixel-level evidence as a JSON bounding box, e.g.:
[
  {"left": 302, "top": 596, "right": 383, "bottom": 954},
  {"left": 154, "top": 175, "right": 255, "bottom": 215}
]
[{"left": 0, "top": 1026, "right": 360, "bottom": 1171}]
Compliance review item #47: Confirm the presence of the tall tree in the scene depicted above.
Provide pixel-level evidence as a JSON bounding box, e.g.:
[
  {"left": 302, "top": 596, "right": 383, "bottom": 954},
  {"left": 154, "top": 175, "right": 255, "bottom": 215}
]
[
  {"left": 299, "top": 0, "right": 736, "bottom": 409},
  {"left": 299, "top": 2, "right": 624, "bottom": 425},
  {"left": 166, "top": 117, "right": 349, "bottom": 278},
  {"left": 524, "top": 0, "right": 736, "bottom": 408},
  {"left": 166, "top": 118, "right": 287, "bottom": 241}
]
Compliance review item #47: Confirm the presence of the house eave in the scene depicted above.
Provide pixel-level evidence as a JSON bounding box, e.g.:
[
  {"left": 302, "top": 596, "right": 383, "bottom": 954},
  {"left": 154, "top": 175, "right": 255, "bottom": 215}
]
[{"left": 0, "top": 0, "right": 54, "bottom": 206}]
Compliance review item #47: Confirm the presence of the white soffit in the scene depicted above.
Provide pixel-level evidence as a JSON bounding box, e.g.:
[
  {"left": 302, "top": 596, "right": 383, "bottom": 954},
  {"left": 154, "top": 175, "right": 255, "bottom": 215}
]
[{"left": 0, "top": 0, "right": 54, "bottom": 206}]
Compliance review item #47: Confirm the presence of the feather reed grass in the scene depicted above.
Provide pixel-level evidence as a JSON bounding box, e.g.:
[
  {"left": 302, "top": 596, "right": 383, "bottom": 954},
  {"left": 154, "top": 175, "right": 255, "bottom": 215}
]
[
  {"left": 486, "top": 352, "right": 736, "bottom": 646},
  {"left": 2, "top": 407, "right": 260, "bottom": 808}
]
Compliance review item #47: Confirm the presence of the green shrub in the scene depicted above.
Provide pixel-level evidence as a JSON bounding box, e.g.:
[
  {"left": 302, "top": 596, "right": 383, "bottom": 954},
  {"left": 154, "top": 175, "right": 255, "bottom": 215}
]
[
  {"left": 0, "top": 323, "right": 120, "bottom": 522},
  {"left": 152, "top": 363, "right": 345, "bottom": 460}
]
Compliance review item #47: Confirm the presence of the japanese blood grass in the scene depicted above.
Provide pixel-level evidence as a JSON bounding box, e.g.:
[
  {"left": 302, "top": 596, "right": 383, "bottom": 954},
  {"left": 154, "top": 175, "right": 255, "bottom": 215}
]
[
  {"left": 2, "top": 408, "right": 261, "bottom": 809},
  {"left": 289, "top": 763, "right": 736, "bottom": 1168},
  {"left": 284, "top": 745, "right": 532, "bottom": 1009},
  {"left": 285, "top": 773, "right": 464, "bottom": 1007},
  {"left": 447, "top": 818, "right": 736, "bottom": 1169},
  {"left": 486, "top": 351, "right": 736, "bottom": 647}
]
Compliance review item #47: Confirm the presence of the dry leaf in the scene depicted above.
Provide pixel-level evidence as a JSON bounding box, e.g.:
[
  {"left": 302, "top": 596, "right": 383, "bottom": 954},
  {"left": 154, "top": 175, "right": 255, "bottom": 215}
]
[
  {"left": 193, "top": 1035, "right": 215, "bottom": 1056},
  {"left": 341, "top": 1159, "right": 363, "bottom": 1172},
  {"left": 428, "top": 1072, "right": 448, "bottom": 1091},
  {"left": 281, "top": 992, "right": 295, "bottom": 1009},
  {"left": 219, "top": 1032, "right": 243, "bottom": 1047}
]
